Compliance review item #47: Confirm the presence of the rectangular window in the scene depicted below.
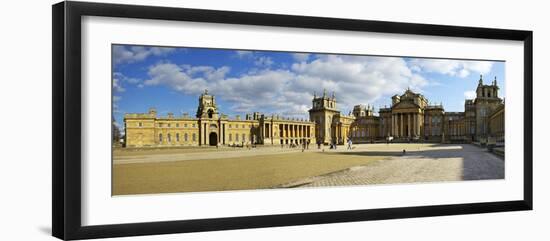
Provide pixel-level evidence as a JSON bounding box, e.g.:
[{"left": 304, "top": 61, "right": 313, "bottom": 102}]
[
  {"left": 184, "top": 133, "right": 188, "bottom": 141},
  {"left": 138, "top": 122, "right": 142, "bottom": 127},
  {"left": 229, "top": 134, "right": 232, "bottom": 141},
  {"left": 168, "top": 123, "right": 171, "bottom": 128},
  {"left": 192, "top": 133, "right": 196, "bottom": 141},
  {"left": 176, "top": 133, "right": 180, "bottom": 142},
  {"left": 184, "top": 123, "right": 188, "bottom": 128},
  {"left": 242, "top": 134, "right": 246, "bottom": 141},
  {"left": 192, "top": 124, "right": 196, "bottom": 128},
  {"left": 176, "top": 123, "right": 179, "bottom": 127},
  {"left": 236, "top": 134, "right": 239, "bottom": 141}
]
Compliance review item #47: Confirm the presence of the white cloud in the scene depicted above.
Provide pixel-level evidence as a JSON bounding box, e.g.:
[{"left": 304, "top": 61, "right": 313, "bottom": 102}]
[
  {"left": 113, "top": 95, "right": 122, "bottom": 113},
  {"left": 112, "top": 77, "right": 125, "bottom": 92},
  {"left": 113, "top": 46, "right": 175, "bottom": 65},
  {"left": 408, "top": 59, "right": 493, "bottom": 78},
  {"left": 143, "top": 55, "right": 429, "bottom": 118},
  {"left": 290, "top": 55, "right": 428, "bottom": 111},
  {"left": 254, "top": 56, "right": 274, "bottom": 67},
  {"left": 291, "top": 53, "right": 310, "bottom": 62},
  {"left": 235, "top": 50, "right": 254, "bottom": 58},
  {"left": 113, "top": 72, "right": 142, "bottom": 92},
  {"left": 464, "top": 90, "right": 477, "bottom": 99}
]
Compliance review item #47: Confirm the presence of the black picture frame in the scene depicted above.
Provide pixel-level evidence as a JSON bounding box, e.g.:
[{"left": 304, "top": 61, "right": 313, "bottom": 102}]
[{"left": 52, "top": 1, "right": 533, "bottom": 240}]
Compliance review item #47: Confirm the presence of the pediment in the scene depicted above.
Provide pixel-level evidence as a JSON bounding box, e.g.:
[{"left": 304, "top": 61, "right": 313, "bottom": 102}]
[{"left": 393, "top": 101, "right": 420, "bottom": 109}]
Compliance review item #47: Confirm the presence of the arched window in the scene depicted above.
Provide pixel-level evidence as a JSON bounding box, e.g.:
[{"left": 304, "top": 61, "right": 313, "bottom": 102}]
[
  {"left": 167, "top": 133, "right": 171, "bottom": 142},
  {"left": 229, "top": 134, "right": 232, "bottom": 141},
  {"left": 243, "top": 134, "right": 246, "bottom": 142},
  {"left": 159, "top": 133, "right": 163, "bottom": 142},
  {"left": 184, "top": 133, "right": 188, "bottom": 141},
  {"left": 192, "top": 133, "right": 196, "bottom": 141},
  {"left": 208, "top": 109, "right": 214, "bottom": 118},
  {"left": 236, "top": 134, "right": 239, "bottom": 141},
  {"left": 176, "top": 133, "right": 180, "bottom": 142}
]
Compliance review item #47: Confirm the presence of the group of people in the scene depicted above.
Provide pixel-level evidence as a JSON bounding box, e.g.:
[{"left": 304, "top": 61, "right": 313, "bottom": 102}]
[
  {"left": 317, "top": 138, "right": 354, "bottom": 150},
  {"left": 280, "top": 141, "right": 310, "bottom": 150}
]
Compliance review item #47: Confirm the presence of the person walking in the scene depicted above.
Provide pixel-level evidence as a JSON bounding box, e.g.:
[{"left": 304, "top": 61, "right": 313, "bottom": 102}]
[{"left": 347, "top": 138, "right": 353, "bottom": 150}]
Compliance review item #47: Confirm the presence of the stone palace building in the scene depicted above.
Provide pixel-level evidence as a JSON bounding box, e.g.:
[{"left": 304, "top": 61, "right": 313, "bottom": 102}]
[{"left": 123, "top": 75, "right": 505, "bottom": 147}]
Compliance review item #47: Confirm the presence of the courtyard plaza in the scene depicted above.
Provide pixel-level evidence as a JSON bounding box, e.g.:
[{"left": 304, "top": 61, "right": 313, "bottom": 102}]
[{"left": 113, "top": 143, "right": 504, "bottom": 195}]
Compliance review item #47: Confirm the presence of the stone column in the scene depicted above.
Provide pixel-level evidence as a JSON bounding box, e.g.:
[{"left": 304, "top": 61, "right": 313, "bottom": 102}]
[
  {"left": 395, "top": 114, "right": 398, "bottom": 137},
  {"left": 204, "top": 123, "right": 208, "bottom": 145},
  {"left": 392, "top": 114, "right": 396, "bottom": 136},
  {"left": 417, "top": 114, "right": 421, "bottom": 136},
  {"left": 399, "top": 114, "right": 404, "bottom": 137},
  {"left": 406, "top": 114, "right": 410, "bottom": 137},
  {"left": 413, "top": 114, "right": 416, "bottom": 136},
  {"left": 337, "top": 124, "right": 340, "bottom": 144},
  {"left": 289, "top": 124, "right": 292, "bottom": 138},
  {"left": 394, "top": 114, "right": 398, "bottom": 137}
]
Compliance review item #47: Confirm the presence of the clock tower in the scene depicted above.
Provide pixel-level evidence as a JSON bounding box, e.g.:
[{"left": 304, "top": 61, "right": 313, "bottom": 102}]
[{"left": 196, "top": 89, "right": 219, "bottom": 119}]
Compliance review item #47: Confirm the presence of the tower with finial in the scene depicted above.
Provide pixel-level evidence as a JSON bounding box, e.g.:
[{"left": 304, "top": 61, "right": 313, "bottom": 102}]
[
  {"left": 309, "top": 88, "right": 340, "bottom": 144},
  {"left": 476, "top": 74, "right": 499, "bottom": 99},
  {"left": 196, "top": 89, "right": 219, "bottom": 119},
  {"left": 478, "top": 74, "right": 483, "bottom": 86},
  {"left": 474, "top": 74, "right": 502, "bottom": 139}
]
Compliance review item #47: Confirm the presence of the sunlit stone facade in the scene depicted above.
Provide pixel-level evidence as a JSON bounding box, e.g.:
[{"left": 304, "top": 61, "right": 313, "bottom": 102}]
[
  {"left": 124, "top": 76, "right": 504, "bottom": 147},
  {"left": 309, "top": 75, "right": 504, "bottom": 144},
  {"left": 124, "top": 90, "right": 316, "bottom": 147}
]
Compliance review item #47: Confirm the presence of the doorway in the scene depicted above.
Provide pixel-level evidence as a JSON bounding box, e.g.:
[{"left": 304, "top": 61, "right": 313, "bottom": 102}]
[{"left": 209, "top": 132, "right": 218, "bottom": 146}]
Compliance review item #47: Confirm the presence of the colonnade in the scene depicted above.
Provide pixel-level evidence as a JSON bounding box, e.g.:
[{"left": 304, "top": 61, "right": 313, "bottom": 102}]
[
  {"left": 278, "top": 123, "right": 312, "bottom": 144},
  {"left": 391, "top": 112, "right": 422, "bottom": 138}
]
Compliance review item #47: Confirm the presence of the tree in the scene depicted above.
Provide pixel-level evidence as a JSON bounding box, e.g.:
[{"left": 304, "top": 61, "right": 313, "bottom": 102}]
[{"left": 112, "top": 116, "right": 121, "bottom": 144}]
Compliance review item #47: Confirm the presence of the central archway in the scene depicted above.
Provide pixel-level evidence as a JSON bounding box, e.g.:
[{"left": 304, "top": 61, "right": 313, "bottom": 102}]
[{"left": 209, "top": 132, "right": 218, "bottom": 146}]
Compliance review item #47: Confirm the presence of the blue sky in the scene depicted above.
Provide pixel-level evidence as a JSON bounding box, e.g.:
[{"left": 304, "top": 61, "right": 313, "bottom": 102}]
[{"left": 112, "top": 45, "right": 505, "bottom": 131}]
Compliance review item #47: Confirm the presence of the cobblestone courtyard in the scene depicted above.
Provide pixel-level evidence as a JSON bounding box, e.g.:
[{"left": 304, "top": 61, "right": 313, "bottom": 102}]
[
  {"left": 113, "top": 143, "right": 504, "bottom": 195},
  {"left": 280, "top": 144, "right": 504, "bottom": 188}
]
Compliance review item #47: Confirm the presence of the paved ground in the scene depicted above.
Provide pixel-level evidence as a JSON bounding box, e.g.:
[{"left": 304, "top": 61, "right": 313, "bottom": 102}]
[
  {"left": 279, "top": 144, "right": 504, "bottom": 188},
  {"left": 114, "top": 146, "right": 308, "bottom": 164},
  {"left": 113, "top": 143, "right": 504, "bottom": 195}
]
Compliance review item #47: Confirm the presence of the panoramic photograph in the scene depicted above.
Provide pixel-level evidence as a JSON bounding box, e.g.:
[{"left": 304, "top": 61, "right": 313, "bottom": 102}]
[{"left": 111, "top": 44, "right": 505, "bottom": 196}]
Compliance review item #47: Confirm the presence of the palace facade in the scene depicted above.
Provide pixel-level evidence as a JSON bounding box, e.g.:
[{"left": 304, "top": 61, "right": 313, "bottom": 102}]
[
  {"left": 124, "top": 90, "right": 316, "bottom": 147},
  {"left": 312, "top": 75, "right": 505, "bottom": 145},
  {"left": 123, "top": 75, "right": 504, "bottom": 147}
]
